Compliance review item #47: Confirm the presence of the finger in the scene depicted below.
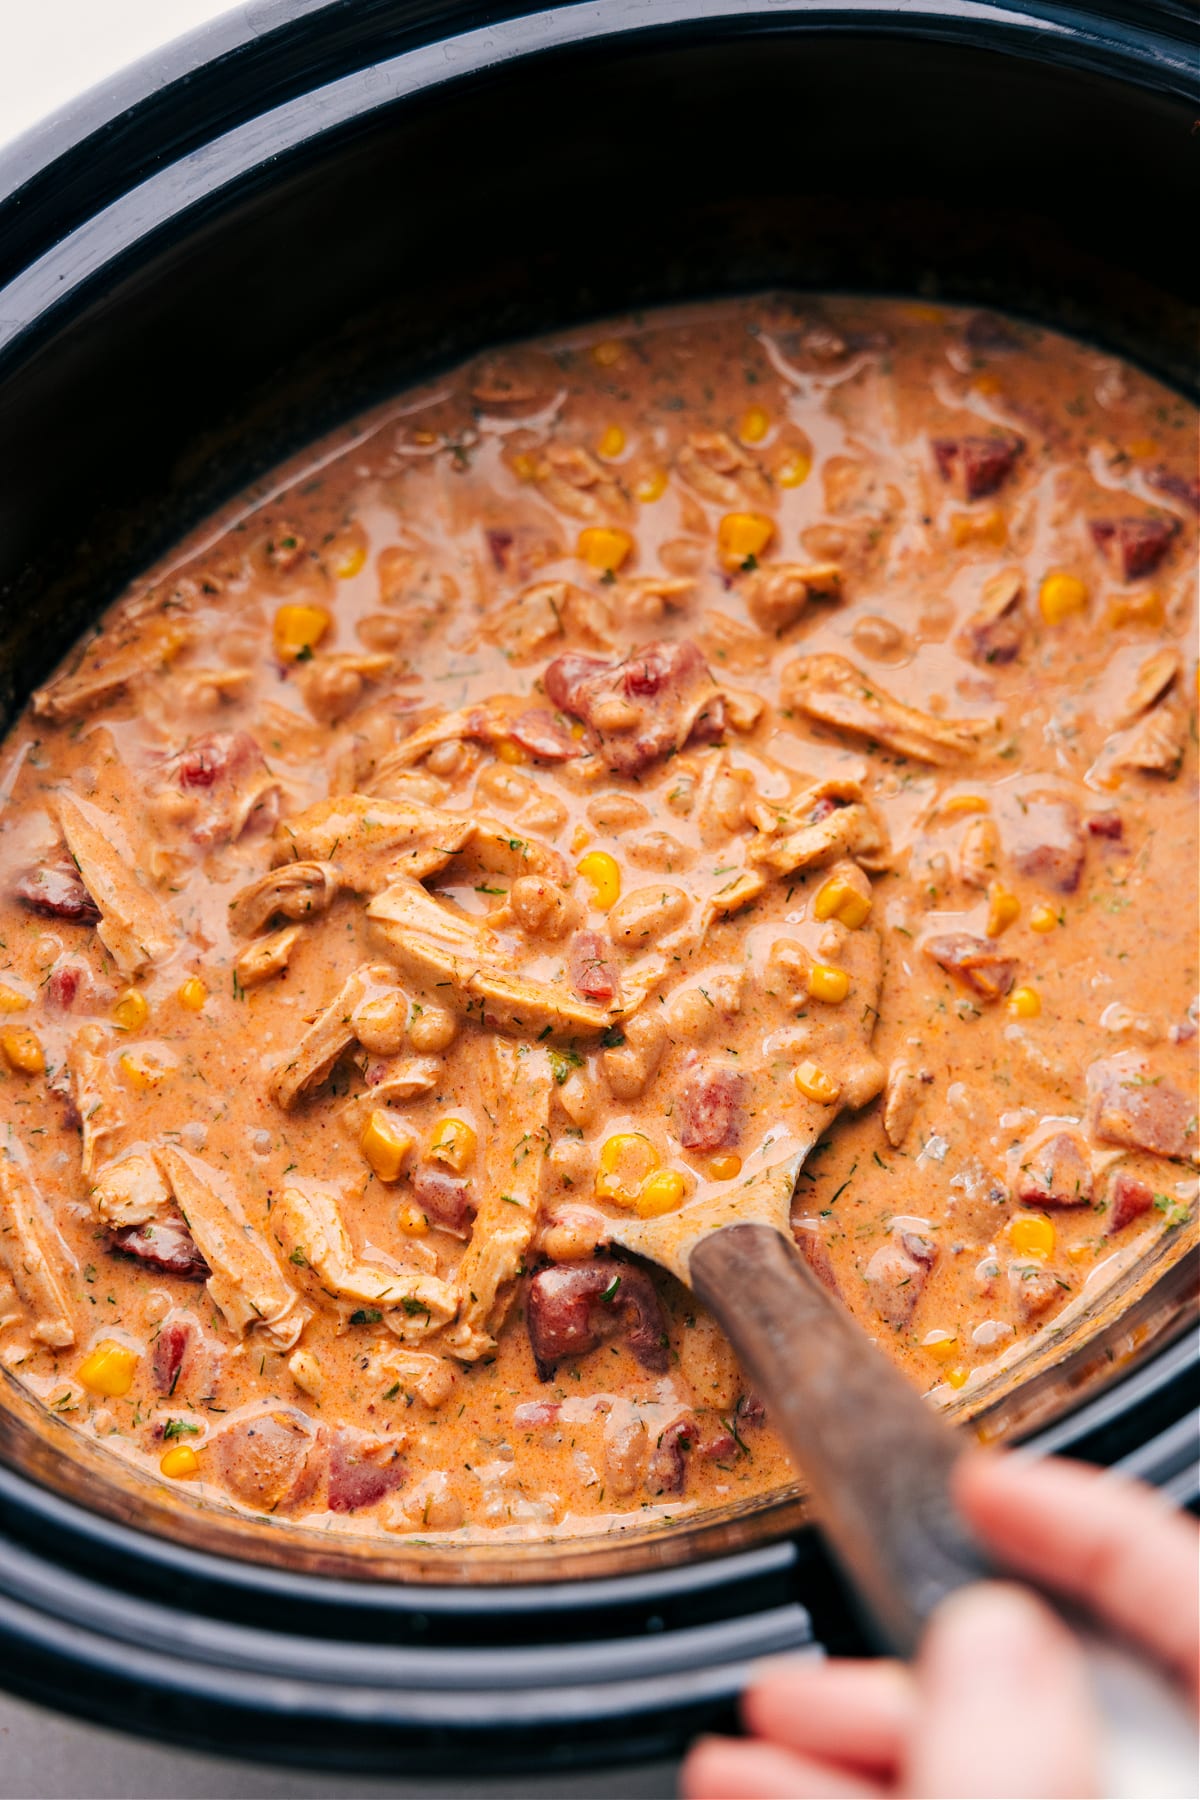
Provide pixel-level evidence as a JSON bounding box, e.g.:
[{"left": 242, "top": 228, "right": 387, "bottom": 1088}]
[
  {"left": 957, "top": 1451, "right": 1200, "bottom": 1695},
  {"left": 742, "top": 1656, "right": 914, "bottom": 1772},
  {"left": 904, "top": 1581, "right": 1099, "bottom": 1799},
  {"left": 681, "top": 1734, "right": 885, "bottom": 1800}
]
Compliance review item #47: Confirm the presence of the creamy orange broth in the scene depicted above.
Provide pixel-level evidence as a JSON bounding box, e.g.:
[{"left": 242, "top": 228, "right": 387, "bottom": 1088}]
[{"left": 0, "top": 296, "right": 1196, "bottom": 1544}]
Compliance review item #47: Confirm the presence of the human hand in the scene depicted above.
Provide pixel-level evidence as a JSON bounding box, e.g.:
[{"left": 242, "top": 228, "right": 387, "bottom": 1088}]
[{"left": 681, "top": 1452, "right": 1199, "bottom": 1799}]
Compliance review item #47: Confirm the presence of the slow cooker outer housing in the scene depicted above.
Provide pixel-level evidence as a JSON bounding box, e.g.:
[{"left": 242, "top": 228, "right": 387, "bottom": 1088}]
[{"left": 0, "top": 0, "right": 1197, "bottom": 1771}]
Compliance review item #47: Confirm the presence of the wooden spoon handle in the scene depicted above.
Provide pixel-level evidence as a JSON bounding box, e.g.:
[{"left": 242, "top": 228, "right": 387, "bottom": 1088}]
[
  {"left": 690, "top": 1221, "right": 991, "bottom": 1655},
  {"left": 691, "top": 1223, "right": 1200, "bottom": 1794}
]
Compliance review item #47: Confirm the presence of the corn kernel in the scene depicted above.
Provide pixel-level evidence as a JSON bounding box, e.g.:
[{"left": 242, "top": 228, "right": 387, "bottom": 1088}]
[
  {"left": 634, "top": 466, "right": 668, "bottom": 504},
  {"left": 1, "top": 1026, "right": 44, "bottom": 1075},
  {"left": 775, "top": 450, "right": 812, "bottom": 488},
  {"left": 577, "top": 526, "right": 633, "bottom": 574},
  {"left": 1067, "top": 1242, "right": 1093, "bottom": 1264},
  {"left": 329, "top": 537, "right": 367, "bottom": 580},
  {"left": 412, "top": 429, "right": 437, "bottom": 446},
  {"left": 159, "top": 1443, "right": 200, "bottom": 1480},
  {"left": 79, "top": 1340, "right": 139, "bottom": 1398},
  {"left": 1029, "top": 904, "right": 1059, "bottom": 934},
  {"left": 1038, "top": 571, "right": 1088, "bottom": 625},
  {"left": 361, "top": 1109, "right": 414, "bottom": 1183},
  {"left": 595, "top": 1132, "right": 660, "bottom": 1206},
  {"left": 794, "top": 1061, "right": 841, "bottom": 1106},
  {"left": 808, "top": 963, "right": 851, "bottom": 1004},
  {"left": 570, "top": 824, "right": 593, "bottom": 854},
  {"left": 398, "top": 1204, "right": 430, "bottom": 1236},
  {"left": 118, "top": 1048, "right": 172, "bottom": 1090},
  {"left": 176, "top": 977, "right": 208, "bottom": 1011},
  {"left": 636, "top": 1169, "right": 687, "bottom": 1218},
  {"left": 0, "top": 984, "right": 28, "bottom": 1013},
  {"left": 940, "top": 794, "right": 989, "bottom": 817},
  {"left": 901, "top": 303, "right": 944, "bottom": 325},
  {"left": 1127, "top": 437, "right": 1158, "bottom": 459},
  {"left": 985, "top": 884, "right": 1020, "bottom": 938},
  {"left": 1007, "top": 985, "right": 1042, "bottom": 1019},
  {"left": 288, "top": 1349, "right": 323, "bottom": 1398},
  {"left": 496, "top": 739, "right": 527, "bottom": 765},
  {"left": 577, "top": 850, "right": 621, "bottom": 911},
  {"left": 591, "top": 339, "right": 623, "bottom": 366},
  {"left": 738, "top": 405, "right": 770, "bottom": 445},
  {"left": 510, "top": 451, "right": 537, "bottom": 481},
  {"left": 429, "top": 1116, "right": 476, "bottom": 1175},
  {"left": 949, "top": 508, "right": 1007, "bottom": 549},
  {"left": 972, "top": 372, "right": 1002, "bottom": 396},
  {"left": 922, "top": 1331, "right": 959, "bottom": 1363},
  {"left": 708, "top": 1153, "right": 742, "bottom": 1182},
  {"left": 1107, "top": 591, "right": 1164, "bottom": 629},
  {"left": 597, "top": 425, "right": 626, "bottom": 460},
  {"left": 812, "top": 873, "right": 872, "bottom": 930},
  {"left": 273, "top": 603, "right": 331, "bottom": 661},
  {"left": 945, "top": 1366, "right": 970, "bottom": 1390},
  {"left": 112, "top": 988, "right": 149, "bottom": 1032},
  {"left": 717, "top": 511, "right": 775, "bottom": 571},
  {"left": 1010, "top": 1213, "right": 1056, "bottom": 1259}
]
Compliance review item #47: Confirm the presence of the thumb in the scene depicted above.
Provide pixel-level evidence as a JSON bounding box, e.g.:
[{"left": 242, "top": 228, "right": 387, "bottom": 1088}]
[{"left": 903, "top": 1582, "right": 1099, "bottom": 1799}]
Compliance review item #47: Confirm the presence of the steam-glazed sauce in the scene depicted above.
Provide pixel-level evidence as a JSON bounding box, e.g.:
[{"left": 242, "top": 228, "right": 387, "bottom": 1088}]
[{"left": 0, "top": 297, "right": 1195, "bottom": 1544}]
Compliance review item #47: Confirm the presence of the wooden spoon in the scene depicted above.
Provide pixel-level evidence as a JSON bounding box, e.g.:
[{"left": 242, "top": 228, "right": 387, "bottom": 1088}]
[
  {"left": 608, "top": 1152, "right": 1198, "bottom": 1794},
  {"left": 608, "top": 1147, "right": 984, "bottom": 1652}
]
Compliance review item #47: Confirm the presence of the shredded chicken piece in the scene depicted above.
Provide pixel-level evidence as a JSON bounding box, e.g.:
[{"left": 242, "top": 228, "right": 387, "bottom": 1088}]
[
  {"left": 366, "top": 1347, "right": 457, "bottom": 1408},
  {"left": 32, "top": 618, "right": 190, "bottom": 722},
  {"left": 1109, "top": 703, "right": 1187, "bottom": 776},
  {"left": 700, "top": 871, "right": 768, "bottom": 931},
  {"left": 232, "top": 867, "right": 340, "bottom": 950},
  {"left": 534, "top": 443, "right": 626, "bottom": 522},
  {"left": 228, "top": 863, "right": 339, "bottom": 937},
  {"left": 90, "top": 1153, "right": 172, "bottom": 1229},
  {"left": 57, "top": 792, "right": 174, "bottom": 974},
  {"left": 157, "top": 1146, "right": 309, "bottom": 1350},
  {"left": 368, "top": 878, "right": 615, "bottom": 1039},
  {"left": 70, "top": 1028, "right": 123, "bottom": 1178},
  {"left": 675, "top": 430, "right": 770, "bottom": 507},
  {"left": 0, "top": 1147, "right": 77, "bottom": 1347},
  {"left": 747, "top": 776, "right": 890, "bottom": 876},
  {"left": 883, "top": 1063, "right": 926, "bottom": 1148},
  {"left": 1118, "top": 648, "right": 1181, "bottom": 728},
  {"left": 270, "top": 794, "right": 473, "bottom": 891},
  {"left": 271, "top": 964, "right": 402, "bottom": 1109},
  {"left": 235, "top": 924, "right": 305, "bottom": 989},
  {"left": 958, "top": 815, "right": 1001, "bottom": 889},
  {"left": 445, "top": 1040, "right": 553, "bottom": 1361},
  {"left": 781, "top": 655, "right": 993, "bottom": 764},
  {"left": 465, "top": 819, "right": 568, "bottom": 884},
  {"left": 480, "top": 581, "right": 614, "bottom": 663},
  {"left": 272, "top": 1186, "right": 455, "bottom": 1338},
  {"left": 341, "top": 1058, "right": 441, "bottom": 1130}
]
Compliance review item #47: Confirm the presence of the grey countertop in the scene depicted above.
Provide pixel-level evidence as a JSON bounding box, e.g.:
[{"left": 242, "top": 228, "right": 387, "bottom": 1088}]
[{"left": 0, "top": 1689, "right": 678, "bottom": 1799}]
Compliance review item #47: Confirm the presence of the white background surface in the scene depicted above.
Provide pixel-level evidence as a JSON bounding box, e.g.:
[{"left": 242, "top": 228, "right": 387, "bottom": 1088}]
[
  {"left": 0, "top": 0, "right": 240, "bottom": 152},
  {"left": 0, "top": 3, "right": 676, "bottom": 1790}
]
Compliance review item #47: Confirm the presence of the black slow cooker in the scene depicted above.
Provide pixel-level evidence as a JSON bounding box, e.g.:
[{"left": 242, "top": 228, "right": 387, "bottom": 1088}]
[{"left": 0, "top": 0, "right": 1196, "bottom": 1775}]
